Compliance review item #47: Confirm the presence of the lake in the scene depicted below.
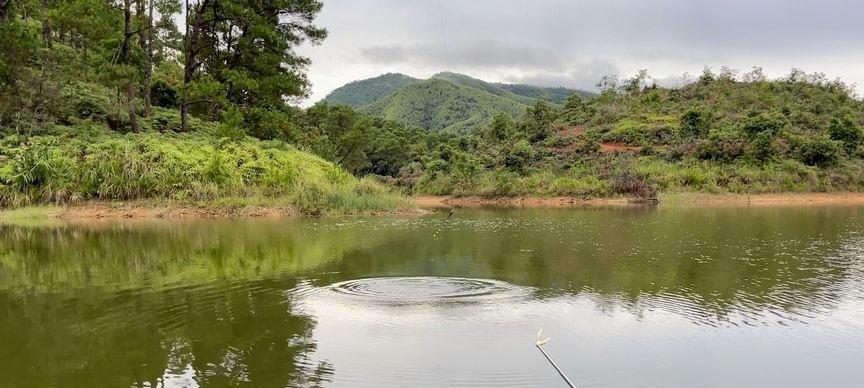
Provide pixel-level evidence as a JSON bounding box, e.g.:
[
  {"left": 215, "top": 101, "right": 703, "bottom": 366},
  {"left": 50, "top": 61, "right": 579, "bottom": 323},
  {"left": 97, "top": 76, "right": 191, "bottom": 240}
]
[{"left": 1, "top": 205, "right": 863, "bottom": 387}]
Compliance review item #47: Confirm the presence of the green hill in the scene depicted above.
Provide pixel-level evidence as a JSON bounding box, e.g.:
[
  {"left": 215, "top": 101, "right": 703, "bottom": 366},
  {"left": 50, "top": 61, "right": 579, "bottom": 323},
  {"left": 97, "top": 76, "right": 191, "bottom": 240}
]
[
  {"left": 323, "top": 73, "right": 420, "bottom": 108},
  {"left": 499, "top": 84, "right": 580, "bottom": 104},
  {"left": 361, "top": 79, "right": 527, "bottom": 132},
  {"left": 405, "top": 70, "right": 864, "bottom": 197},
  {"left": 429, "top": 72, "right": 592, "bottom": 104},
  {"left": 322, "top": 72, "right": 594, "bottom": 131}
]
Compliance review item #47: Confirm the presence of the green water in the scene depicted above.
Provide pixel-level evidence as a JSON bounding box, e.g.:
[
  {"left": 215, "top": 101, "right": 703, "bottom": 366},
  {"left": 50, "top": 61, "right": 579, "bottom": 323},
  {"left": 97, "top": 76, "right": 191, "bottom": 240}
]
[{"left": 1, "top": 206, "right": 864, "bottom": 387}]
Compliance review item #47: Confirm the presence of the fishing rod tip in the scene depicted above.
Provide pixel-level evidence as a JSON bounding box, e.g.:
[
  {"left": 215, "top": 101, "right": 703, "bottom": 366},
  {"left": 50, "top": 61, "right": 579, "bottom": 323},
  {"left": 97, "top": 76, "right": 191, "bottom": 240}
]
[{"left": 536, "top": 329, "right": 550, "bottom": 346}]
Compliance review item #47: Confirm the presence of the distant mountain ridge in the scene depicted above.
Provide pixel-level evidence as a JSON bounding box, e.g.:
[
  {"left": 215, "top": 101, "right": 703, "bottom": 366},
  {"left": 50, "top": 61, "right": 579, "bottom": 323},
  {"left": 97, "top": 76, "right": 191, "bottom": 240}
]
[{"left": 322, "top": 72, "right": 594, "bottom": 132}]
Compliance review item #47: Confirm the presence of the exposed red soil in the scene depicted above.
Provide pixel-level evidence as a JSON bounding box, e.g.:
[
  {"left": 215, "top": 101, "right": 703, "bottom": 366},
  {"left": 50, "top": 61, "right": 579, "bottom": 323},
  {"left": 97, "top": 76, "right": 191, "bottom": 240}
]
[
  {"left": 555, "top": 125, "right": 668, "bottom": 155},
  {"left": 599, "top": 141, "right": 642, "bottom": 153}
]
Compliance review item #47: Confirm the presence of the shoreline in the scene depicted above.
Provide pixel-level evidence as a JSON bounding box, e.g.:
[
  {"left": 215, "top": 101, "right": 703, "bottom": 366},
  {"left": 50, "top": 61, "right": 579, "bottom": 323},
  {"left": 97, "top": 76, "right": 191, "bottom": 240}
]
[
  {"left": 3, "top": 192, "right": 864, "bottom": 223},
  {"left": 0, "top": 200, "right": 424, "bottom": 222},
  {"left": 413, "top": 192, "right": 864, "bottom": 208}
]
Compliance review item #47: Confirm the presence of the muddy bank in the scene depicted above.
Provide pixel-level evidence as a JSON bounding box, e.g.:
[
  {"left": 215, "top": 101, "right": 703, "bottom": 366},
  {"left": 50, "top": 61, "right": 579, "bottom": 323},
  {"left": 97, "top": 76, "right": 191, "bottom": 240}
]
[
  {"left": 662, "top": 192, "right": 864, "bottom": 206},
  {"left": 0, "top": 200, "right": 427, "bottom": 222},
  {"left": 413, "top": 196, "right": 632, "bottom": 208},
  {"left": 50, "top": 202, "right": 301, "bottom": 220},
  {"left": 414, "top": 192, "right": 864, "bottom": 208}
]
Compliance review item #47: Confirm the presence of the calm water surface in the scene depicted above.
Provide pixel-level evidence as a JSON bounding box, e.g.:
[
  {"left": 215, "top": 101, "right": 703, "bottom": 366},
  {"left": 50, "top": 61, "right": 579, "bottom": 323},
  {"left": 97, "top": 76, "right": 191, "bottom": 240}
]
[{"left": 1, "top": 206, "right": 864, "bottom": 387}]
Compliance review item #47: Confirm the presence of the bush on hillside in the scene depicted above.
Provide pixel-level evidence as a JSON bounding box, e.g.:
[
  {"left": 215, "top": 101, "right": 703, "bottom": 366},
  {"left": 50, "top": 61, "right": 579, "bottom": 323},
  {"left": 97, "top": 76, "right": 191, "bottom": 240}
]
[
  {"left": 740, "top": 111, "right": 786, "bottom": 137},
  {"left": 795, "top": 137, "right": 841, "bottom": 167},
  {"left": 828, "top": 113, "right": 863, "bottom": 154},
  {"left": 505, "top": 140, "right": 534, "bottom": 174},
  {"left": 680, "top": 106, "right": 710, "bottom": 137}
]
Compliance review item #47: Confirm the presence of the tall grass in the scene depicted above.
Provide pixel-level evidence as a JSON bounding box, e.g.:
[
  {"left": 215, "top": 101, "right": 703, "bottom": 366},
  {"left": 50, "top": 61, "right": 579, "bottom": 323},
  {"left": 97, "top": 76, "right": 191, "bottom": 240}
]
[
  {"left": 0, "top": 127, "right": 409, "bottom": 214},
  {"left": 411, "top": 154, "right": 864, "bottom": 198}
]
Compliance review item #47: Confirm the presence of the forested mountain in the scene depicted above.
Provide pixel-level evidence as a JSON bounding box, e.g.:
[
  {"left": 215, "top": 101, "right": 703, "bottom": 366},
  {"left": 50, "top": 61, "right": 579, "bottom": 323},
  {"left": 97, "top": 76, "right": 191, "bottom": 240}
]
[
  {"left": 323, "top": 72, "right": 594, "bottom": 131},
  {"left": 361, "top": 79, "right": 527, "bottom": 132},
  {"left": 429, "top": 72, "right": 591, "bottom": 105},
  {"left": 322, "top": 73, "right": 420, "bottom": 108}
]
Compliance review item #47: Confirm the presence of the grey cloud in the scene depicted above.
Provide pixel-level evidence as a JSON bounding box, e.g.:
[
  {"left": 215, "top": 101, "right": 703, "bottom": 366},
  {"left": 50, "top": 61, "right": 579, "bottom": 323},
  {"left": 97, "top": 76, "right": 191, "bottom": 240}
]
[
  {"left": 359, "top": 40, "right": 570, "bottom": 71},
  {"left": 299, "top": 0, "right": 864, "bottom": 104},
  {"left": 501, "top": 60, "right": 621, "bottom": 91}
]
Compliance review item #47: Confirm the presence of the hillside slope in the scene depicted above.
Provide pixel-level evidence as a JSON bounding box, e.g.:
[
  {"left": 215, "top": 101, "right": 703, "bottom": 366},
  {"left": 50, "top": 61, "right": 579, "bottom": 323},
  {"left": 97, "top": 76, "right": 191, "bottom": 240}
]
[
  {"left": 430, "top": 72, "right": 592, "bottom": 104},
  {"left": 322, "top": 72, "right": 594, "bottom": 131},
  {"left": 404, "top": 72, "right": 864, "bottom": 197},
  {"left": 323, "top": 73, "right": 420, "bottom": 108},
  {"left": 361, "top": 79, "right": 527, "bottom": 132}
]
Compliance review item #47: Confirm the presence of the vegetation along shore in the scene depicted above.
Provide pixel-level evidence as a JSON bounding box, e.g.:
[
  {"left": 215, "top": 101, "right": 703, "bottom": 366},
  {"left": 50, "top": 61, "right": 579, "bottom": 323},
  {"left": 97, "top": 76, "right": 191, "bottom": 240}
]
[{"left": 1, "top": 1, "right": 863, "bottom": 218}]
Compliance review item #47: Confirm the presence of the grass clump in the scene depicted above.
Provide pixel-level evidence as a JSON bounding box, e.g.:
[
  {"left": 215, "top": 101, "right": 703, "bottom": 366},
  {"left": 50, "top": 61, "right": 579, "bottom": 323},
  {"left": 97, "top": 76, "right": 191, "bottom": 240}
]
[{"left": 0, "top": 127, "right": 409, "bottom": 215}]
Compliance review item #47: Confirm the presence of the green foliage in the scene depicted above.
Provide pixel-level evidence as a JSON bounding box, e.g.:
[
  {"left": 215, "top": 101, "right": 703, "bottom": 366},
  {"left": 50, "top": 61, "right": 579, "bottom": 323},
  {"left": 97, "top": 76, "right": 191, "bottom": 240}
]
[
  {"left": 747, "top": 131, "right": 778, "bottom": 163},
  {"left": 795, "top": 137, "right": 841, "bottom": 167},
  {"left": 521, "top": 100, "right": 556, "bottom": 141},
  {"left": 828, "top": 112, "right": 863, "bottom": 153},
  {"left": 499, "top": 84, "right": 579, "bottom": 104},
  {"left": 561, "top": 93, "right": 588, "bottom": 124},
  {"left": 215, "top": 107, "right": 245, "bottom": 141},
  {"left": 0, "top": 128, "right": 405, "bottom": 214},
  {"left": 323, "top": 73, "right": 420, "bottom": 108},
  {"left": 362, "top": 78, "right": 526, "bottom": 132},
  {"left": 680, "top": 106, "right": 709, "bottom": 137},
  {"left": 151, "top": 79, "right": 179, "bottom": 108},
  {"left": 505, "top": 140, "right": 534, "bottom": 173},
  {"left": 2, "top": 1, "right": 864, "bottom": 204},
  {"left": 604, "top": 115, "right": 679, "bottom": 145},
  {"left": 740, "top": 111, "right": 786, "bottom": 137},
  {"left": 695, "top": 128, "right": 746, "bottom": 162},
  {"left": 408, "top": 70, "right": 864, "bottom": 197},
  {"left": 483, "top": 114, "right": 515, "bottom": 142},
  {"left": 330, "top": 72, "right": 593, "bottom": 132}
]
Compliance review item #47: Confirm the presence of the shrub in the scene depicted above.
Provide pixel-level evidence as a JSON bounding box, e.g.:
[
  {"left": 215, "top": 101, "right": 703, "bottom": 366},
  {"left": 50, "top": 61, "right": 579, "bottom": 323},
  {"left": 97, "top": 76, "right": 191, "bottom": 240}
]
[
  {"left": 505, "top": 140, "right": 534, "bottom": 173},
  {"left": 680, "top": 106, "right": 709, "bottom": 137},
  {"left": 796, "top": 137, "right": 841, "bottom": 167},
  {"left": 695, "top": 129, "right": 746, "bottom": 162},
  {"left": 828, "top": 113, "right": 863, "bottom": 154},
  {"left": 610, "top": 173, "right": 655, "bottom": 198},
  {"left": 740, "top": 111, "right": 785, "bottom": 137},
  {"left": 215, "top": 107, "right": 246, "bottom": 140},
  {"left": 747, "top": 131, "right": 778, "bottom": 163},
  {"left": 150, "top": 79, "right": 179, "bottom": 108},
  {"left": 58, "top": 83, "right": 113, "bottom": 122}
]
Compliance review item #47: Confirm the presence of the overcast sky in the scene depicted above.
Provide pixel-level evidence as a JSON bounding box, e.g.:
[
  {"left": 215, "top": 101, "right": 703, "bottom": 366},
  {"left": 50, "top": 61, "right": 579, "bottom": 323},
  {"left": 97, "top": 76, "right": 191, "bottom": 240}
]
[{"left": 296, "top": 0, "right": 864, "bottom": 105}]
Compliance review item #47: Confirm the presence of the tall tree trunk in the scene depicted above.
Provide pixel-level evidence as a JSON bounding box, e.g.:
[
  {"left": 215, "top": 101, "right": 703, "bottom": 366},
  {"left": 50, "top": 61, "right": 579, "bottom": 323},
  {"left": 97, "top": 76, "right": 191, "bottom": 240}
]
[
  {"left": 142, "top": 0, "right": 153, "bottom": 116},
  {"left": 181, "top": 0, "right": 207, "bottom": 132},
  {"left": 40, "top": 0, "right": 52, "bottom": 48},
  {"left": 181, "top": 0, "right": 191, "bottom": 132},
  {"left": 122, "top": 0, "right": 138, "bottom": 132},
  {"left": 0, "top": 0, "right": 11, "bottom": 22}
]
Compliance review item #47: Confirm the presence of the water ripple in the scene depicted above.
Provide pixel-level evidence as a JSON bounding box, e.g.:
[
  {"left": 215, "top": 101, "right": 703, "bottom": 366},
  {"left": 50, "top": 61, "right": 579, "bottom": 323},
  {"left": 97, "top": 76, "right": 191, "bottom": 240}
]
[{"left": 324, "top": 276, "right": 527, "bottom": 304}]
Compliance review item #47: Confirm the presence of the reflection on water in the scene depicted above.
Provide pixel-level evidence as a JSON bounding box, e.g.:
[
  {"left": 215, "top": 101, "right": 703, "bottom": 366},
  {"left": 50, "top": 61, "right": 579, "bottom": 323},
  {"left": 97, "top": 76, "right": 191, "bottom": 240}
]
[{"left": 1, "top": 206, "right": 864, "bottom": 387}]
